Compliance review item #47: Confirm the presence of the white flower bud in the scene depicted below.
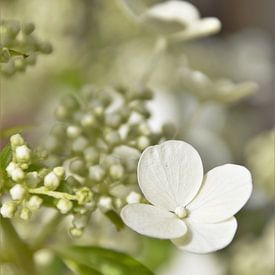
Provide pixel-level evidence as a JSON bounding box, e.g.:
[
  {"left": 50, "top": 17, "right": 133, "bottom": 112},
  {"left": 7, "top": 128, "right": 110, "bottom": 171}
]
[
  {"left": 10, "top": 184, "right": 26, "bottom": 200},
  {"left": 70, "top": 227, "right": 83, "bottom": 237},
  {"left": 67, "top": 125, "right": 81, "bottom": 139},
  {"left": 15, "top": 145, "right": 31, "bottom": 162},
  {"left": 81, "top": 113, "right": 96, "bottom": 128},
  {"left": 72, "top": 136, "right": 89, "bottom": 152},
  {"left": 0, "top": 201, "right": 17, "bottom": 218},
  {"left": 28, "top": 196, "right": 43, "bottom": 210},
  {"left": 10, "top": 134, "right": 24, "bottom": 148},
  {"left": 20, "top": 207, "right": 32, "bottom": 220},
  {"left": 126, "top": 191, "right": 141, "bottom": 204},
  {"left": 89, "top": 165, "right": 105, "bottom": 181},
  {"left": 109, "top": 164, "right": 124, "bottom": 180},
  {"left": 44, "top": 172, "right": 60, "bottom": 190},
  {"left": 84, "top": 147, "right": 99, "bottom": 164},
  {"left": 137, "top": 136, "right": 150, "bottom": 151},
  {"left": 98, "top": 196, "right": 112, "bottom": 211},
  {"left": 10, "top": 167, "right": 25, "bottom": 181},
  {"left": 53, "top": 166, "right": 65, "bottom": 178},
  {"left": 56, "top": 198, "right": 73, "bottom": 214},
  {"left": 26, "top": 171, "right": 41, "bottom": 187},
  {"left": 104, "top": 130, "right": 121, "bottom": 146},
  {"left": 72, "top": 215, "right": 88, "bottom": 229},
  {"left": 6, "top": 162, "right": 17, "bottom": 177}
]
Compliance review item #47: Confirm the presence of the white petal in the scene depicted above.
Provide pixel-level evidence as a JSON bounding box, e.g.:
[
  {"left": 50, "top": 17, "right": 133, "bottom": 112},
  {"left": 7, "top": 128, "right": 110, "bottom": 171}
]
[
  {"left": 187, "top": 164, "right": 252, "bottom": 223},
  {"left": 121, "top": 203, "right": 187, "bottom": 239},
  {"left": 172, "top": 217, "right": 237, "bottom": 253},
  {"left": 138, "top": 140, "right": 203, "bottom": 210},
  {"left": 144, "top": 0, "right": 200, "bottom": 25}
]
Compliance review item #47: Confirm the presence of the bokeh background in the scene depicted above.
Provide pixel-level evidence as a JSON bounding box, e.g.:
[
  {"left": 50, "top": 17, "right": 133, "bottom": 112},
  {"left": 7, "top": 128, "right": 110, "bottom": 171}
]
[{"left": 1, "top": 0, "right": 274, "bottom": 275}]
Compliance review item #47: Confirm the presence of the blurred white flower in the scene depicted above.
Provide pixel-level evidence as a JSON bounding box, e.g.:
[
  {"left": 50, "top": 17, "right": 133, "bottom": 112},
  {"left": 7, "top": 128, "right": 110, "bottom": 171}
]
[
  {"left": 119, "top": 0, "right": 221, "bottom": 41},
  {"left": 121, "top": 140, "right": 252, "bottom": 253}
]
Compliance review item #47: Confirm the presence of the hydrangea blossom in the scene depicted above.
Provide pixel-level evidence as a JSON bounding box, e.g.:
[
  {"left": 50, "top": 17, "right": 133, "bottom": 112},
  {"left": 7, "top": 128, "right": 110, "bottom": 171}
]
[{"left": 121, "top": 140, "right": 252, "bottom": 253}]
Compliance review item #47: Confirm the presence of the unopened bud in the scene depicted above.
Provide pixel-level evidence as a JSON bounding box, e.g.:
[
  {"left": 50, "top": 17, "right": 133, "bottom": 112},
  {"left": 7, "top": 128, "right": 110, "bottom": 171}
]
[
  {"left": 28, "top": 196, "right": 43, "bottom": 210},
  {"left": 10, "top": 184, "right": 26, "bottom": 200},
  {"left": 44, "top": 172, "right": 60, "bottom": 190},
  {"left": 109, "top": 164, "right": 124, "bottom": 180},
  {"left": 0, "top": 201, "right": 17, "bottom": 218},
  {"left": 10, "top": 134, "right": 24, "bottom": 148},
  {"left": 20, "top": 207, "right": 32, "bottom": 220},
  {"left": 15, "top": 145, "right": 31, "bottom": 162},
  {"left": 89, "top": 165, "right": 105, "bottom": 181},
  {"left": 98, "top": 196, "right": 112, "bottom": 212},
  {"left": 56, "top": 198, "right": 73, "bottom": 214},
  {"left": 126, "top": 191, "right": 141, "bottom": 204},
  {"left": 67, "top": 125, "right": 81, "bottom": 139}
]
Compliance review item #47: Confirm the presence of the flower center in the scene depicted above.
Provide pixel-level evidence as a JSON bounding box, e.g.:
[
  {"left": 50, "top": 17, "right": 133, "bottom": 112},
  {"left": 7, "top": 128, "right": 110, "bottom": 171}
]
[{"left": 174, "top": 206, "right": 188, "bottom": 219}]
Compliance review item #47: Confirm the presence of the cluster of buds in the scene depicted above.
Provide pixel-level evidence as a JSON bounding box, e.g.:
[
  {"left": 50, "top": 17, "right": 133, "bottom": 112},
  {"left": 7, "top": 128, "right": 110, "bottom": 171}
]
[
  {"left": 0, "top": 19, "right": 52, "bottom": 76},
  {"left": 43, "top": 84, "right": 174, "bottom": 234},
  {"left": 0, "top": 85, "right": 174, "bottom": 236}
]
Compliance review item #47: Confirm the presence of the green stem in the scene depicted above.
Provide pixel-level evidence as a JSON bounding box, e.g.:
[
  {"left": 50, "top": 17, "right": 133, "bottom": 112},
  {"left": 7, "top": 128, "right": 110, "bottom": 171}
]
[
  {"left": 0, "top": 217, "right": 37, "bottom": 275},
  {"left": 29, "top": 187, "right": 77, "bottom": 201}
]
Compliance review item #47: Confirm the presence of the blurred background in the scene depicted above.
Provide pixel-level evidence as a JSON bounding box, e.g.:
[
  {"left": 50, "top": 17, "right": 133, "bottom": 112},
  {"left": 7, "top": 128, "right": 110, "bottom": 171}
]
[{"left": 1, "top": 0, "right": 274, "bottom": 275}]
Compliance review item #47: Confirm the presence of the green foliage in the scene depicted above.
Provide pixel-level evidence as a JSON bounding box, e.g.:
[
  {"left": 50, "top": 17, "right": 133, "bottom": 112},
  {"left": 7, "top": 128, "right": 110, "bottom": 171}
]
[
  {"left": 104, "top": 210, "right": 125, "bottom": 231},
  {"left": 55, "top": 245, "right": 154, "bottom": 275},
  {"left": 0, "top": 145, "right": 12, "bottom": 190}
]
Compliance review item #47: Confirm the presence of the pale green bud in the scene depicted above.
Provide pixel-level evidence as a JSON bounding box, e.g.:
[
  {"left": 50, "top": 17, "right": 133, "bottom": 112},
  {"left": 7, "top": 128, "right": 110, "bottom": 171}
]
[
  {"left": 67, "top": 125, "right": 81, "bottom": 139},
  {"left": 89, "top": 165, "right": 105, "bottom": 181},
  {"left": 53, "top": 166, "right": 65, "bottom": 178},
  {"left": 126, "top": 191, "right": 141, "bottom": 204},
  {"left": 0, "top": 201, "right": 17, "bottom": 218},
  {"left": 10, "top": 167, "right": 25, "bottom": 181},
  {"left": 27, "top": 196, "right": 43, "bottom": 210},
  {"left": 6, "top": 162, "right": 17, "bottom": 177},
  {"left": 15, "top": 145, "right": 31, "bottom": 163},
  {"left": 80, "top": 113, "right": 96, "bottom": 128},
  {"left": 72, "top": 136, "right": 89, "bottom": 152},
  {"left": 69, "top": 227, "right": 83, "bottom": 237},
  {"left": 20, "top": 207, "right": 32, "bottom": 220},
  {"left": 72, "top": 214, "right": 88, "bottom": 229},
  {"left": 69, "top": 158, "right": 86, "bottom": 176},
  {"left": 98, "top": 196, "right": 112, "bottom": 212},
  {"left": 104, "top": 113, "right": 122, "bottom": 128},
  {"left": 56, "top": 198, "right": 73, "bottom": 214},
  {"left": 22, "top": 22, "right": 35, "bottom": 35},
  {"left": 137, "top": 136, "right": 150, "bottom": 151},
  {"left": 10, "top": 184, "right": 26, "bottom": 200},
  {"left": 109, "top": 164, "right": 124, "bottom": 180},
  {"left": 10, "top": 134, "right": 24, "bottom": 148},
  {"left": 76, "top": 187, "right": 93, "bottom": 205},
  {"left": 104, "top": 130, "right": 121, "bottom": 146},
  {"left": 84, "top": 147, "right": 99, "bottom": 164},
  {"left": 44, "top": 171, "right": 60, "bottom": 190},
  {"left": 26, "top": 172, "right": 41, "bottom": 187},
  {"left": 55, "top": 105, "right": 70, "bottom": 121}
]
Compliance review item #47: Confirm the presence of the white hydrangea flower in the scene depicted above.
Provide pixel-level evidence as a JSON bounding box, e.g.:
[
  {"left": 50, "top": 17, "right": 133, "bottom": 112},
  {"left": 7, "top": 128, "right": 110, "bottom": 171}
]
[
  {"left": 119, "top": 0, "right": 221, "bottom": 41},
  {"left": 142, "top": 0, "right": 221, "bottom": 40},
  {"left": 121, "top": 140, "right": 252, "bottom": 253}
]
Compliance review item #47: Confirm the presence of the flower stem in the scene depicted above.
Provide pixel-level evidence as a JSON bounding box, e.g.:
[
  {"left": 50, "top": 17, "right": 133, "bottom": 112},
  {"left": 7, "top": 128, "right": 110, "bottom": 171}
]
[{"left": 29, "top": 187, "right": 77, "bottom": 201}]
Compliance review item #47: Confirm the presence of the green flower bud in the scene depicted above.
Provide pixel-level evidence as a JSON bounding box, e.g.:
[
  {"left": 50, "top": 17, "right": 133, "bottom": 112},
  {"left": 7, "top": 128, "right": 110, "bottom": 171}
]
[
  {"left": 26, "top": 172, "right": 41, "bottom": 187},
  {"left": 137, "top": 136, "right": 150, "bottom": 151},
  {"left": 104, "top": 130, "right": 121, "bottom": 147},
  {"left": 80, "top": 113, "right": 97, "bottom": 128},
  {"left": 20, "top": 207, "right": 32, "bottom": 220},
  {"left": 104, "top": 113, "right": 122, "bottom": 129},
  {"left": 69, "top": 158, "right": 87, "bottom": 176},
  {"left": 22, "top": 22, "right": 35, "bottom": 35},
  {"left": 98, "top": 196, "right": 112, "bottom": 212},
  {"left": 27, "top": 195, "right": 43, "bottom": 210},
  {"left": 69, "top": 227, "right": 83, "bottom": 237},
  {"left": 76, "top": 187, "right": 93, "bottom": 205}
]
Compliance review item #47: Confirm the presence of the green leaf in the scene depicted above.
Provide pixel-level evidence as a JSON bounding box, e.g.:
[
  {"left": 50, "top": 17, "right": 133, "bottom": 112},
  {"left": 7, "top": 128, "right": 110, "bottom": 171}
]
[
  {"left": 55, "top": 245, "right": 154, "bottom": 275},
  {"left": 105, "top": 210, "right": 125, "bottom": 231},
  {"left": 0, "top": 145, "right": 12, "bottom": 190},
  {"left": 64, "top": 259, "right": 103, "bottom": 275}
]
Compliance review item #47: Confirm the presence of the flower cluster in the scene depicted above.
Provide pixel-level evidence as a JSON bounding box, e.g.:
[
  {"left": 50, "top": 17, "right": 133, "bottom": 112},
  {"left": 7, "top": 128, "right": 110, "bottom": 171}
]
[
  {"left": 0, "top": 19, "right": 52, "bottom": 76},
  {"left": 0, "top": 84, "right": 172, "bottom": 237}
]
